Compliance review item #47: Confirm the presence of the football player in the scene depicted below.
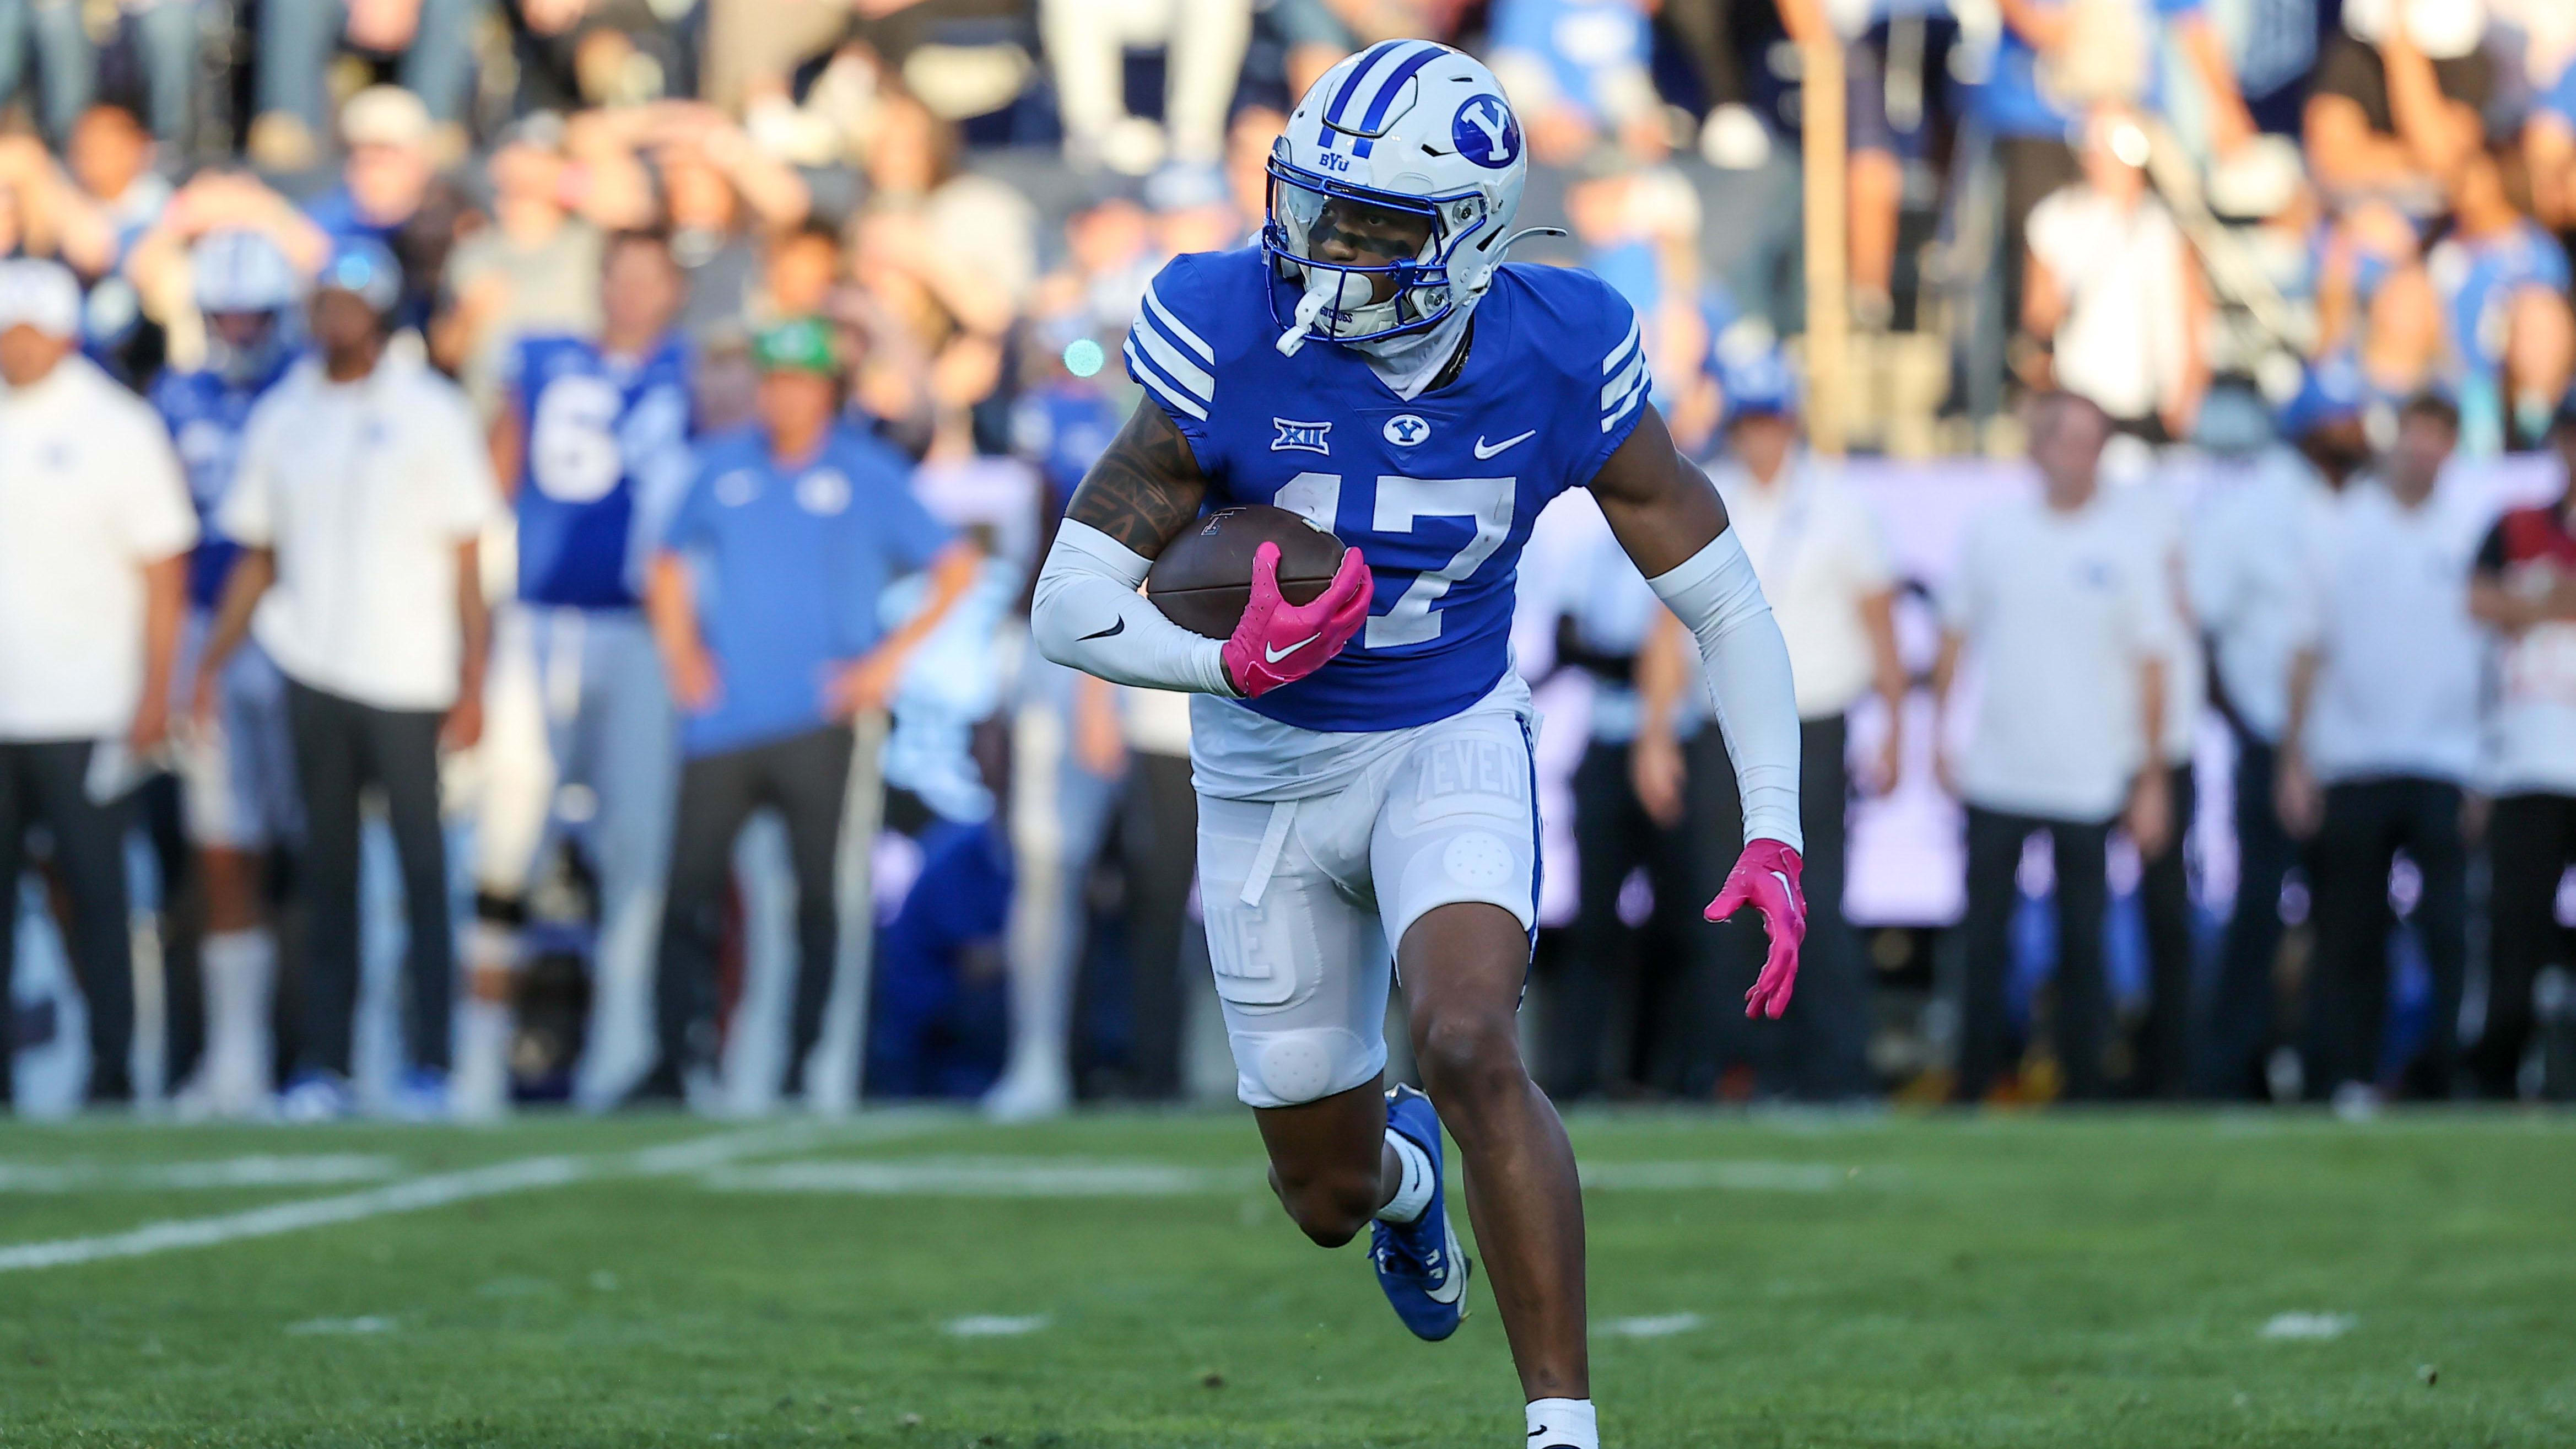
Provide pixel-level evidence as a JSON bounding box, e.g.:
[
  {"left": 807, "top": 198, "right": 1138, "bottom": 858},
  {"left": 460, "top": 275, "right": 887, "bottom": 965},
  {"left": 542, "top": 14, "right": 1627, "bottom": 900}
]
[
  {"left": 473, "top": 229, "right": 695, "bottom": 1114},
  {"left": 1028, "top": 42, "right": 1807, "bottom": 1448},
  {"left": 157, "top": 230, "right": 306, "bottom": 1119}
]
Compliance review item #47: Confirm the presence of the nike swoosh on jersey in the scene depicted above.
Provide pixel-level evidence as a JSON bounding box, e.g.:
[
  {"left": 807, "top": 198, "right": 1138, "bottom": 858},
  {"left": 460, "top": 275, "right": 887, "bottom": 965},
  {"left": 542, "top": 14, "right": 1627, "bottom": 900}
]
[
  {"left": 1078, "top": 617, "right": 1127, "bottom": 642},
  {"left": 1263, "top": 633, "right": 1321, "bottom": 664},
  {"left": 1473, "top": 429, "right": 1537, "bottom": 459}
]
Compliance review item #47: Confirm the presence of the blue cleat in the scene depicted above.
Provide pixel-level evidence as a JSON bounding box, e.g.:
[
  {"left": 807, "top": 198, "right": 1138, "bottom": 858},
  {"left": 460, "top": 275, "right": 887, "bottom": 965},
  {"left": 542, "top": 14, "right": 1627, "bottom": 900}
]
[{"left": 1371, "top": 1084, "right": 1471, "bottom": 1340}]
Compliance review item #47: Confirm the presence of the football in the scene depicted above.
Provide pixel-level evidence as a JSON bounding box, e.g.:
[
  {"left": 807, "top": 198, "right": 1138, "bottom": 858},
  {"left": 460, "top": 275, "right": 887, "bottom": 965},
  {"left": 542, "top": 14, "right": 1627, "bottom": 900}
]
[{"left": 1144, "top": 504, "right": 1346, "bottom": 638}]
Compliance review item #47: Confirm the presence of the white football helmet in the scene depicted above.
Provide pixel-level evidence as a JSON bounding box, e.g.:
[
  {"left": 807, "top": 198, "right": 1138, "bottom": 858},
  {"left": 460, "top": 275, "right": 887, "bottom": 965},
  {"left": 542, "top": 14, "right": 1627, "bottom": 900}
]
[
  {"left": 1265, "top": 40, "right": 1551, "bottom": 353},
  {"left": 191, "top": 229, "right": 305, "bottom": 383}
]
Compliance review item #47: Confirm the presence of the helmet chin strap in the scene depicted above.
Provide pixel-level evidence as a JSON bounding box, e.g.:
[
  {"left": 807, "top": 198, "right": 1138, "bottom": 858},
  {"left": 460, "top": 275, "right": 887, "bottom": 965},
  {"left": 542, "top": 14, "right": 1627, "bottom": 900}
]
[{"left": 1271, "top": 227, "right": 1565, "bottom": 366}]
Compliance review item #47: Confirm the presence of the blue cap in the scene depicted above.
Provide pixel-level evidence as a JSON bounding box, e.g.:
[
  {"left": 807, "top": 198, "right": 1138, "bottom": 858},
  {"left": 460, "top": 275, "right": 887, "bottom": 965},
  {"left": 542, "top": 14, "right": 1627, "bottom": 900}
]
[
  {"left": 2277, "top": 352, "right": 2366, "bottom": 439},
  {"left": 1720, "top": 346, "right": 1799, "bottom": 424},
  {"left": 316, "top": 237, "right": 403, "bottom": 315}
]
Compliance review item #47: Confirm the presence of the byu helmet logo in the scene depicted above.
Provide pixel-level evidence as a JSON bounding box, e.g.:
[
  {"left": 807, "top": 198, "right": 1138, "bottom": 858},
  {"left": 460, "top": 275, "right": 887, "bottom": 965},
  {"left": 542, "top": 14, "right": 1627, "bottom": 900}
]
[{"left": 1451, "top": 95, "right": 1521, "bottom": 169}]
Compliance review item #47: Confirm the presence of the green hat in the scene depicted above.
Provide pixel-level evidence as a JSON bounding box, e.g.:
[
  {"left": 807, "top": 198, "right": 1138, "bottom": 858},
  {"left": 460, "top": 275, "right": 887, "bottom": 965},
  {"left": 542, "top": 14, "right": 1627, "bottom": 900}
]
[{"left": 752, "top": 317, "right": 839, "bottom": 375}]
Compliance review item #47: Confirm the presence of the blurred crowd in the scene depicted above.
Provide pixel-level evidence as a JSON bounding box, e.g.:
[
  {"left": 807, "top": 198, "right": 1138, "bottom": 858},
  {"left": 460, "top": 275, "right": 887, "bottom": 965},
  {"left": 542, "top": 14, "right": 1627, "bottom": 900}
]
[{"left": 0, "top": 1, "right": 2573, "bottom": 1120}]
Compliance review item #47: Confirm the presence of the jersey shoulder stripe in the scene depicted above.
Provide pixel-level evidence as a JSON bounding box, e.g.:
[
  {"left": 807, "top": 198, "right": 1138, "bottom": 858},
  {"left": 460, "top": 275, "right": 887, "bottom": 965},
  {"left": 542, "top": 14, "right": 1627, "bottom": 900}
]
[
  {"left": 1129, "top": 279, "right": 1215, "bottom": 418},
  {"left": 1600, "top": 313, "right": 1647, "bottom": 433},
  {"left": 1124, "top": 251, "right": 1257, "bottom": 429}
]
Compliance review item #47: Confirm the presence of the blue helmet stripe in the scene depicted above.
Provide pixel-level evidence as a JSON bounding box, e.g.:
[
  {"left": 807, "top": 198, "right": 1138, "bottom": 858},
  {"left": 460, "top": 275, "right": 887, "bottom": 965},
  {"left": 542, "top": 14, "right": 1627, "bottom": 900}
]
[
  {"left": 1319, "top": 39, "right": 1409, "bottom": 149},
  {"left": 1351, "top": 42, "right": 1446, "bottom": 159}
]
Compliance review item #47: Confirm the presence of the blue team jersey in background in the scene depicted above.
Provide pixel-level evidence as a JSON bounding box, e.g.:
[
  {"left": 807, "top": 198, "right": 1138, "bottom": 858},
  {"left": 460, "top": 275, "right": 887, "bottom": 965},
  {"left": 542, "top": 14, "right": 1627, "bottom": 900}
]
[
  {"left": 663, "top": 423, "right": 952, "bottom": 758},
  {"left": 511, "top": 333, "right": 695, "bottom": 609},
  {"left": 1125, "top": 246, "right": 1649, "bottom": 733},
  {"left": 151, "top": 356, "right": 294, "bottom": 609}
]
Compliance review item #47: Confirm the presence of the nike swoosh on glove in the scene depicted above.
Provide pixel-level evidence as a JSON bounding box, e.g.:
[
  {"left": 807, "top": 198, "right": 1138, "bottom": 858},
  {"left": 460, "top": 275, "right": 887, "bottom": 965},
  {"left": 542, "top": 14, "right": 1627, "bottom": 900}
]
[
  {"left": 1705, "top": 838, "right": 1806, "bottom": 1019},
  {"left": 1221, "top": 540, "right": 1372, "bottom": 698}
]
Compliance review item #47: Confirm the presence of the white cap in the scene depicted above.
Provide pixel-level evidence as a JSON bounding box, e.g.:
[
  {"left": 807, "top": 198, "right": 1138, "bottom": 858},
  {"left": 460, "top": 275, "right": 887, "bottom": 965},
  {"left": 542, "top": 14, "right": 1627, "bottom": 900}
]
[
  {"left": 0, "top": 258, "right": 83, "bottom": 337},
  {"left": 341, "top": 85, "right": 433, "bottom": 150}
]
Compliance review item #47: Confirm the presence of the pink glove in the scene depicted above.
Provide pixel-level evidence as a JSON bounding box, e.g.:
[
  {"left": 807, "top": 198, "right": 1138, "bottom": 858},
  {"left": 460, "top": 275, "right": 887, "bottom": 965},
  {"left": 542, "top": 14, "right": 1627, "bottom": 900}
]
[
  {"left": 1706, "top": 838, "right": 1807, "bottom": 1019},
  {"left": 1222, "top": 541, "right": 1373, "bottom": 698}
]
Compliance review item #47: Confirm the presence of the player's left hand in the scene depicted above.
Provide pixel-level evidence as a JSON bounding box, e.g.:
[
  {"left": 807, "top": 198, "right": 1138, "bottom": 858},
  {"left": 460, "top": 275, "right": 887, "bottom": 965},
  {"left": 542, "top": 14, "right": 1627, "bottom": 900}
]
[{"left": 1706, "top": 838, "right": 1806, "bottom": 1019}]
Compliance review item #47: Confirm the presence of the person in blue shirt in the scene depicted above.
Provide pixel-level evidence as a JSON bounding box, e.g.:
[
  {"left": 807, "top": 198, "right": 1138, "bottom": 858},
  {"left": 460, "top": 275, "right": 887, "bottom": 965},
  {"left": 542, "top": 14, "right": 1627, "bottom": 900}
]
[
  {"left": 153, "top": 229, "right": 305, "bottom": 1120},
  {"left": 640, "top": 317, "right": 979, "bottom": 1106},
  {"left": 2426, "top": 146, "right": 2574, "bottom": 454},
  {"left": 462, "top": 228, "right": 697, "bottom": 1116}
]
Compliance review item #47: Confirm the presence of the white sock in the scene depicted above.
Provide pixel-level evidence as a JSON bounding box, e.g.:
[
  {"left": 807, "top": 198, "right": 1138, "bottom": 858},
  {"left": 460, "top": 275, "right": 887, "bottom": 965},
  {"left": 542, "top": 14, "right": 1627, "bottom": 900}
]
[
  {"left": 199, "top": 929, "right": 276, "bottom": 1103},
  {"left": 1375, "top": 1128, "right": 1434, "bottom": 1225},
  {"left": 1527, "top": 1398, "right": 1597, "bottom": 1449}
]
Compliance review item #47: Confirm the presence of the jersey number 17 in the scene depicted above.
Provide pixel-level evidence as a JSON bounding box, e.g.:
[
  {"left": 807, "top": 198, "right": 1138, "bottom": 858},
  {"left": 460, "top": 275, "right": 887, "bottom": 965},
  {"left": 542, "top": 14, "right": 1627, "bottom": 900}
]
[{"left": 1275, "top": 471, "right": 1516, "bottom": 649}]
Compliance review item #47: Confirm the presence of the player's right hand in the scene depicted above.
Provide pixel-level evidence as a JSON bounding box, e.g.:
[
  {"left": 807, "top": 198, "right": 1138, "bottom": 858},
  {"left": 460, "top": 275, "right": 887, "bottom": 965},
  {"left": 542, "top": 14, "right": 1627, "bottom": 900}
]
[{"left": 1221, "top": 541, "right": 1372, "bottom": 698}]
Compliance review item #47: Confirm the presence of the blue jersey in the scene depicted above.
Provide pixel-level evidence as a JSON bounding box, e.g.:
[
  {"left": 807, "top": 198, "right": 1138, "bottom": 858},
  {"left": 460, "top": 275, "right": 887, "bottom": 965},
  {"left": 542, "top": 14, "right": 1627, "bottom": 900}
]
[
  {"left": 150, "top": 357, "right": 292, "bottom": 610},
  {"left": 511, "top": 334, "right": 695, "bottom": 609},
  {"left": 1125, "top": 246, "right": 1648, "bottom": 732}
]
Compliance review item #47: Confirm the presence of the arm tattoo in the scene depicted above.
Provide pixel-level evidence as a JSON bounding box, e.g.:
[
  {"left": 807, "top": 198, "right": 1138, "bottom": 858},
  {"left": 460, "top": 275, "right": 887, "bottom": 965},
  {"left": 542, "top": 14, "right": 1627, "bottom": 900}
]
[{"left": 1065, "top": 401, "right": 1209, "bottom": 557}]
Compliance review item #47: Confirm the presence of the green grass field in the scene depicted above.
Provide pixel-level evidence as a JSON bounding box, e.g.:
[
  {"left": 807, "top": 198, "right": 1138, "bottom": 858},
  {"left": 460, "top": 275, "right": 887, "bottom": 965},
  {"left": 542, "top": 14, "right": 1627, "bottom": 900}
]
[{"left": 3, "top": 1108, "right": 2573, "bottom": 1447}]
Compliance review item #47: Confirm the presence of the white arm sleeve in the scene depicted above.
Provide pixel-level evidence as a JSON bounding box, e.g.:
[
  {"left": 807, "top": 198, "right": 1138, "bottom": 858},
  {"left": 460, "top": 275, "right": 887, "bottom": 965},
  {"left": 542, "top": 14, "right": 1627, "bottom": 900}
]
[
  {"left": 1648, "top": 529, "right": 1803, "bottom": 852},
  {"left": 1032, "top": 518, "right": 1239, "bottom": 697}
]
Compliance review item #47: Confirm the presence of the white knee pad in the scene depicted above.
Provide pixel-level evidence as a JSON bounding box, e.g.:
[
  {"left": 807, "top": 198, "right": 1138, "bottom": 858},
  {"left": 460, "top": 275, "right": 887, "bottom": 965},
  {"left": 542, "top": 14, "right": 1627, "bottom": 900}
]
[{"left": 1230, "top": 1025, "right": 1384, "bottom": 1109}]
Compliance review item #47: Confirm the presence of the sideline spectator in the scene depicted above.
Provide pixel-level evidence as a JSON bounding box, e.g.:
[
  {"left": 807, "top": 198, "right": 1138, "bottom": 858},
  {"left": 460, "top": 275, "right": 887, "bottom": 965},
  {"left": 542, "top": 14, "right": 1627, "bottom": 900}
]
[
  {"left": 2426, "top": 146, "right": 2572, "bottom": 454},
  {"left": 468, "top": 228, "right": 695, "bottom": 1115},
  {"left": 300, "top": 87, "right": 469, "bottom": 330},
  {"left": 1933, "top": 392, "right": 2173, "bottom": 1102},
  {"left": 641, "top": 318, "right": 976, "bottom": 1106},
  {"left": 2304, "top": 0, "right": 2492, "bottom": 212},
  {"left": 2189, "top": 360, "right": 2366, "bottom": 1099},
  {"left": 1041, "top": 0, "right": 1252, "bottom": 174},
  {"left": 2277, "top": 394, "right": 2482, "bottom": 1109},
  {"left": 252, "top": 0, "right": 484, "bottom": 171},
  {"left": 436, "top": 111, "right": 653, "bottom": 413},
  {"left": 1975, "top": 0, "right": 2253, "bottom": 336},
  {"left": 0, "top": 258, "right": 192, "bottom": 1111},
  {"left": 155, "top": 230, "right": 310, "bottom": 1120},
  {"left": 2021, "top": 107, "right": 2210, "bottom": 440},
  {"left": 65, "top": 105, "right": 166, "bottom": 266},
  {"left": 1677, "top": 355, "right": 1907, "bottom": 1100},
  {"left": 0, "top": 133, "right": 115, "bottom": 281},
  {"left": 2529, "top": 52, "right": 2576, "bottom": 231},
  {"left": 2115, "top": 400, "right": 2210, "bottom": 1098},
  {"left": 1533, "top": 488, "right": 1706, "bottom": 1100},
  {"left": 2463, "top": 403, "right": 2576, "bottom": 1097},
  {"left": 1489, "top": 0, "right": 1667, "bottom": 165},
  {"left": 197, "top": 240, "right": 500, "bottom": 1122}
]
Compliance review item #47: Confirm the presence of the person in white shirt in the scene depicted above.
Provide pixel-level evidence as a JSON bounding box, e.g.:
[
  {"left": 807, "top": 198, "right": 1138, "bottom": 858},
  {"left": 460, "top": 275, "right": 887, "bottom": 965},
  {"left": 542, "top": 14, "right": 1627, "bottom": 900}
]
[
  {"left": 2109, "top": 423, "right": 2211, "bottom": 1100},
  {"left": 2021, "top": 107, "right": 2211, "bottom": 440},
  {"left": 1536, "top": 487, "right": 1711, "bottom": 1101},
  {"left": 2463, "top": 402, "right": 2576, "bottom": 1098},
  {"left": 195, "top": 239, "right": 500, "bottom": 1121},
  {"left": 2278, "top": 394, "right": 2482, "bottom": 1106},
  {"left": 1932, "top": 392, "right": 2174, "bottom": 1102},
  {"left": 1635, "top": 358, "right": 1907, "bottom": 1100},
  {"left": 2187, "top": 362, "right": 2367, "bottom": 1098},
  {"left": 0, "top": 258, "right": 194, "bottom": 1110}
]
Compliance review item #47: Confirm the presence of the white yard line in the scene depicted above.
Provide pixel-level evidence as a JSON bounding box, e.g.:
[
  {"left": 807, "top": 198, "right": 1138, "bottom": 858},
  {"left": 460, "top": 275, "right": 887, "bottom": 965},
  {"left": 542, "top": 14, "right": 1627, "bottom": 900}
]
[
  {"left": 0, "top": 1154, "right": 408, "bottom": 1193},
  {"left": 0, "top": 1120, "right": 857, "bottom": 1275},
  {"left": 701, "top": 1156, "right": 1229, "bottom": 1197}
]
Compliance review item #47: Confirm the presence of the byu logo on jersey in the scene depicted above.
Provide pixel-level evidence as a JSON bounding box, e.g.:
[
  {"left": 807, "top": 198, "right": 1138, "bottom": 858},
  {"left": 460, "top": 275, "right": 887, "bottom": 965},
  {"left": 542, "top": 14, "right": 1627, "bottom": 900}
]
[
  {"left": 1272, "top": 418, "right": 1332, "bottom": 456},
  {"left": 1451, "top": 95, "right": 1521, "bottom": 169},
  {"left": 796, "top": 468, "right": 852, "bottom": 516},
  {"left": 1384, "top": 413, "right": 1432, "bottom": 446}
]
